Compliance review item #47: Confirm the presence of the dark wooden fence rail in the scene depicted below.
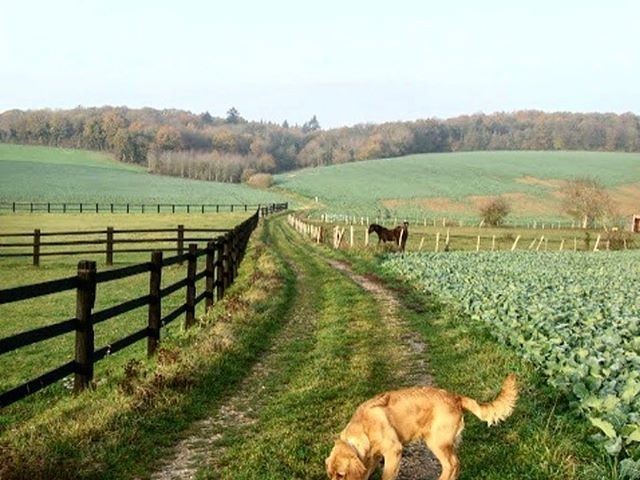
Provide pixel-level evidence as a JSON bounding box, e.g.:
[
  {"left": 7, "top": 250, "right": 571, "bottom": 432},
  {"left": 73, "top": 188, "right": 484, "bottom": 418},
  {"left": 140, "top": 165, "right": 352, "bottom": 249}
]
[
  {"left": 0, "top": 203, "right": 286, "bottom": 408},
  {"left": 0, "top": 203, "right": 288, "bottom": 266},
  {"left": 0, "top": 202, "right": 288, "bottom": 215}
]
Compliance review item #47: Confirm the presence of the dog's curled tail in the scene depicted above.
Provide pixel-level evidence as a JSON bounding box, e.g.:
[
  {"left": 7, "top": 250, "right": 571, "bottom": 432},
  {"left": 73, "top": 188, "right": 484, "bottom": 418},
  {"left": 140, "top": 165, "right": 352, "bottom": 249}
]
[{"left": 460, "top": 374, "right": 518, "bottom": 426}]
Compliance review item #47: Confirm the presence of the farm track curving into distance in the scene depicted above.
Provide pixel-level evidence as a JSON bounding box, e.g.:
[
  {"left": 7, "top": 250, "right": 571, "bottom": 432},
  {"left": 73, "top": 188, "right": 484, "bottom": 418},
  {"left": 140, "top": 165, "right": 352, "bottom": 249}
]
[{"left": 151, "top": 216, "right": 439, "bottom": 480}]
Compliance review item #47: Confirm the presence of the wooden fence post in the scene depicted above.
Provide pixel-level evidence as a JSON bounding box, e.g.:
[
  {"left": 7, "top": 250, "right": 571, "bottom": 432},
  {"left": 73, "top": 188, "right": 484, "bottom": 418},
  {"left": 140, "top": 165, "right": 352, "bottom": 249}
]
[
  {"left": 227, "top": 232, "right": 235, "bottom": 285},
  {"left": 33, "top": 229, "right": 41, "bottom": 266},
  {"left": 232, "top": 229, "right": 240, "bottom": 280},
  {"left": 511, "top": 235, "right": 521, "bottom": 251},
  {"left": 147, "top": 251, "right": 163, "bottom": 356},
  {"left": 185, "top": 244, "right": 197, "bottom": 329},
  {"left": 205, "top": 241, "right": 215, "bottom": 310},
  {"left": 216, "top": 241, "right": 224, "bottom": 301},
  {"left": 106, "top": 227, "right": 114, "bottom": 266},
  {"left": 177, "top": 224, "right": 185, "bottom": 264},
  {"left": 228, "top": 232, "right": 235, "bottom": 284},
  {"left": 74, "top": 260, "right": 96, "bottom": 392},
  {"left": 222, "top": 234, "right": 231, "bottom": 291}
]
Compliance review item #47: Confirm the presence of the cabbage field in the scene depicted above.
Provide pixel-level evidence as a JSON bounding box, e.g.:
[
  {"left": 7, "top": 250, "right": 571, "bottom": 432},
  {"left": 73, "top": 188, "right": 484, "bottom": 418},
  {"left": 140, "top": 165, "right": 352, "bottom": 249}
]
[{"left": 382, "top": 251, "right": 640, "bottom": 467}]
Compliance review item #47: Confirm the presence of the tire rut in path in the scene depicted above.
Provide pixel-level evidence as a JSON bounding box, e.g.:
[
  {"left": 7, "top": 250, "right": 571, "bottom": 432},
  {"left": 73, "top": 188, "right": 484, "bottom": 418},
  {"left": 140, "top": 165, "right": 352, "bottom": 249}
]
[
  {"left": 326, "top": 259, "right": 440, "bottom": 480},
  {"left": 150, "top": 225, "right": 320, "bottom": 480}
]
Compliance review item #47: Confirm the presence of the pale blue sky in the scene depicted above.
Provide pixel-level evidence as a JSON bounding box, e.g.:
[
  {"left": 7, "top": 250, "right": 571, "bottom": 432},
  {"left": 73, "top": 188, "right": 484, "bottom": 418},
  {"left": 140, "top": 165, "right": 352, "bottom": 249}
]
[{"left": 1, "top": 0, "right": 638, "bottom": 127}]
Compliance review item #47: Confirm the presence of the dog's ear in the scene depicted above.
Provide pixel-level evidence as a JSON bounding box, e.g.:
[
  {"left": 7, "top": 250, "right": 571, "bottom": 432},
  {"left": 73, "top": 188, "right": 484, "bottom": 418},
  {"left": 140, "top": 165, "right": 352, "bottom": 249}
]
[{"left": 348, "top": 456, "right": 367, "bottom": 479}]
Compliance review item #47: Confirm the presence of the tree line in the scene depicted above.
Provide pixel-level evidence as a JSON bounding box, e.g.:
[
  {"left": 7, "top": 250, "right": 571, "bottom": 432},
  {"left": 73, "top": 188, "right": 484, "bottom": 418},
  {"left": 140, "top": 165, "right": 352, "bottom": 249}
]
[{"left": 1, "top": 107, "right": 639, "bottom": 183}]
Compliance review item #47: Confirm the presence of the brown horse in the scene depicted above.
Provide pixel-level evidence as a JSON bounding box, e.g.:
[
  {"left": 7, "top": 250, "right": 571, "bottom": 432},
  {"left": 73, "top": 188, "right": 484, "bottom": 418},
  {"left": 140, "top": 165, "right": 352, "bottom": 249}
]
[{"left": 368, "top": 222, "right": 409, "bottom": 251}]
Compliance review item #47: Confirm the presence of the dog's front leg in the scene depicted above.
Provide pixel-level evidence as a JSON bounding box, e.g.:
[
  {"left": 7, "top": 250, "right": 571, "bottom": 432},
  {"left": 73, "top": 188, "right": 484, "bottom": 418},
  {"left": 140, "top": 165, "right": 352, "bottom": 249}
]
[{"left": 380, "top": 448, "right": 402, "bottom": 480}]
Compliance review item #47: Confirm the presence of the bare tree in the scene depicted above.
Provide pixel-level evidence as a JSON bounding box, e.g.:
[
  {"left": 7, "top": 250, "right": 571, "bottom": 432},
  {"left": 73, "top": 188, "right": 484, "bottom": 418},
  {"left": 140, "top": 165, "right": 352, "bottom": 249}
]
[{"left": 561, "top": 177, "right": 616, "bottom": 228}]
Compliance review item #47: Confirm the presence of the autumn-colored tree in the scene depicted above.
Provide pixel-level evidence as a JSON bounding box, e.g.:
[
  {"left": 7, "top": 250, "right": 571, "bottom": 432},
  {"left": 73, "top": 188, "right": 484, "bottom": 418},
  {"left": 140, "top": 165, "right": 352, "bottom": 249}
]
[
  {"left": 562, "top": 177, "right": 616, "bottom": 228},
  {"left": 155, "top": 125, "right": 183, "bottom": 151},
  {"left": 479, "top": 197, "right": 511, "bottom": 226},
  {"left": 4, "top": 107, "right": 640, "bottom": 184},
  {"left": 102, "top": 110, "right": 129, "bottom": 149},
  {"left": 112, "top": 130, "right": 148, "bottom": 164},
  {"left": 82, "top": 118, "right": 106, "bottom": 150}
]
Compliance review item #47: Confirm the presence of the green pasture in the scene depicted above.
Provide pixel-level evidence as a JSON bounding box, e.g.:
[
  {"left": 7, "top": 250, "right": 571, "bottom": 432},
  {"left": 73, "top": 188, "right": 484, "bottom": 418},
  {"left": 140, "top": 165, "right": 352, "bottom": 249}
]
[
  {"left": 0, "top": 143, "right": 287, "bottom": 205},
  {"left": 0, "top": 214, "right": 614, "bottom": 479},
  {"left": 275, "top": 150, "right": 640, "bottom": 221},
  {"left": 0, "top": 212, "right": 251, "bottom": 426}
]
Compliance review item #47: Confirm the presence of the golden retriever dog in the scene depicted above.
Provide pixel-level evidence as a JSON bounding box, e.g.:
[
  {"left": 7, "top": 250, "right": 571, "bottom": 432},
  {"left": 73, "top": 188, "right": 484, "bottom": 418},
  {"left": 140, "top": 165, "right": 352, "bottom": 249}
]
[{"left": 325, "top": 374, "right": 517, "bottom": 480}]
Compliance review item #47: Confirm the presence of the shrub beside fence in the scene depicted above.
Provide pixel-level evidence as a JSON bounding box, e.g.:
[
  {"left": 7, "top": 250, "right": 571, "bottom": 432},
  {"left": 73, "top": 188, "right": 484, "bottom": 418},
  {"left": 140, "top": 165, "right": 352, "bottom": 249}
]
[{"left": 0, "top": 203, "right": 287, "bottom": 408}]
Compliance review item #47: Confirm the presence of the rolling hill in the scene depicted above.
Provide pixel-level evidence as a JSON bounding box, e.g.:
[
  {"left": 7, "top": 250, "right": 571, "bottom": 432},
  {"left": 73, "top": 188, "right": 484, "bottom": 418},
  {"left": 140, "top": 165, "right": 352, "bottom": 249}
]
[
  {"left": 275, "top": 150, "right": 640, "bottom": 222},
  {"left": 0, "top": 144, "right": 287, "bottom": 205}
]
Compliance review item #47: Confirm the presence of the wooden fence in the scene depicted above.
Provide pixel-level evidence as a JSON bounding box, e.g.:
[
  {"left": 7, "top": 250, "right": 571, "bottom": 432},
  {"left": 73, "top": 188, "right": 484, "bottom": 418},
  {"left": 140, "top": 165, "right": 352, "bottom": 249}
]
[
  {"left": 317, "top": 213, "right": 602, "bottom": 230},
  {"left": 0, "top": 201, "right": 288, "bottom": 215},
  {"left": 0, "top": 204, "right": 287, "bottom": 408},
  {"left": 288, "top": 214, "right": 631, "bottom": 252},
  {"left": 0, "top": 203, "right": 287, "bottom": 266}
]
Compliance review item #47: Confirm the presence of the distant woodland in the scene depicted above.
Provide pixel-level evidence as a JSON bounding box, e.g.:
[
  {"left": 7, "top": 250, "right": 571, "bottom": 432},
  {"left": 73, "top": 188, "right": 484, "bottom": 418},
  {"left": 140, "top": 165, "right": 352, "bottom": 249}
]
[{"left": 1, "top": 107, "right": 639, "bottom": 183}]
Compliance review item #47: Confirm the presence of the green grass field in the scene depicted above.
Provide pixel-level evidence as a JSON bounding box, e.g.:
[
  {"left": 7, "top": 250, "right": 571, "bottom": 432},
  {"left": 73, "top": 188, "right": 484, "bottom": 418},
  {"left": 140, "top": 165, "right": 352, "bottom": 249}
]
[
  {"left": 275, "top": 150, "right": 640, "bottom": 222},
  {"left": 0, "top": 144, "right": 634, "bottom": 478},
  {"left": 0, "top": 143, "right": 288, "bottom": 205},
  {"left": 0, "top": 212, "right": 252, "bottom": 427},
  {"left": 0, "top": 222, "right": 294, "bottom": 479}
]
